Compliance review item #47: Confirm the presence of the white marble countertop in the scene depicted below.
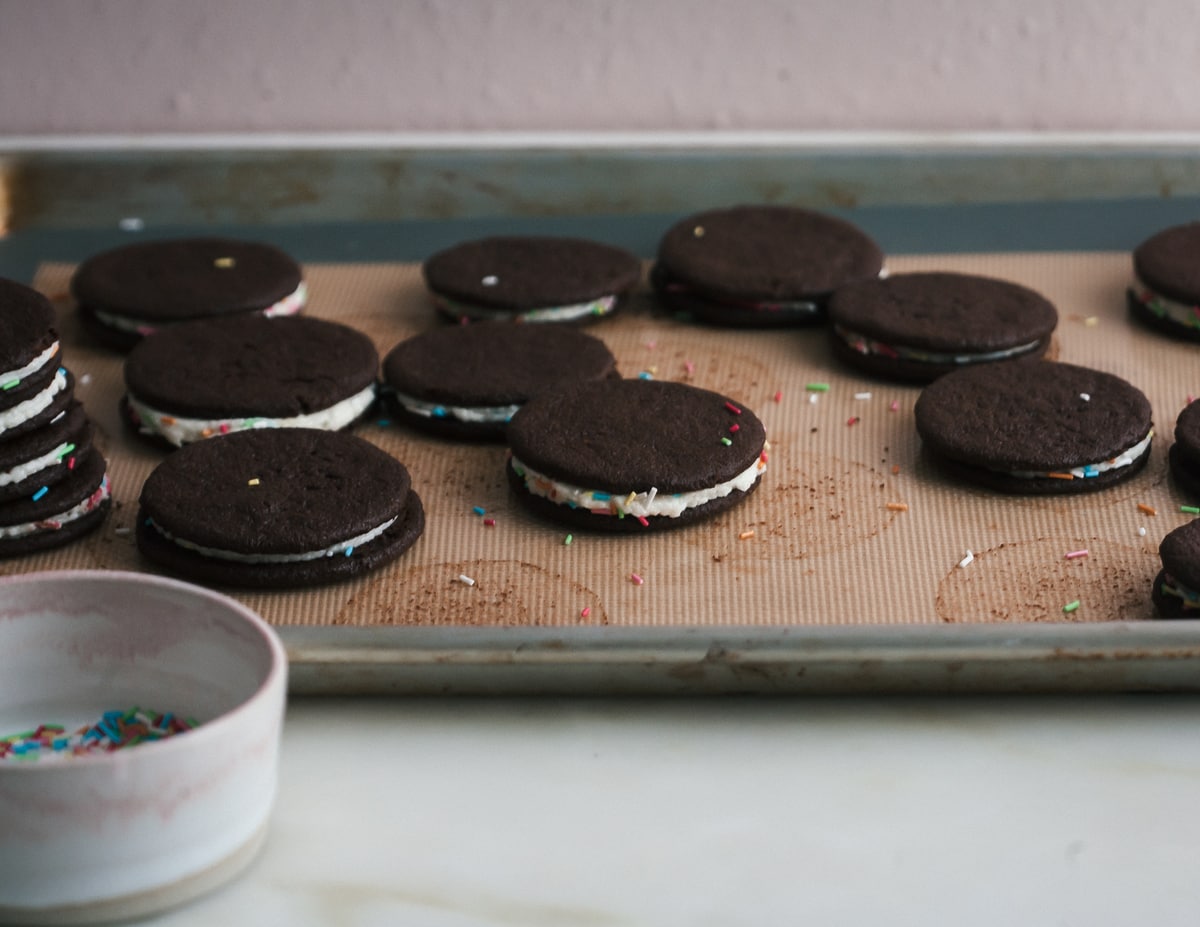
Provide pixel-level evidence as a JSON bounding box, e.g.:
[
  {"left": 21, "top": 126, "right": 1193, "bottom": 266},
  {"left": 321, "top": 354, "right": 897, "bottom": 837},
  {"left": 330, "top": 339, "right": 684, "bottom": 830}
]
[{"left": 148, "top": 694, "right": 1200, "bottom": 927}]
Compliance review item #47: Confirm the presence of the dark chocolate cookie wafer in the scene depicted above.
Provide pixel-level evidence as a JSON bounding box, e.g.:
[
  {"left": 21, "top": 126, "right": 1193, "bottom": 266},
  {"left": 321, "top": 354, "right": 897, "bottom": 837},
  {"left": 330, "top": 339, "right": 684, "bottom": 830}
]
[
  {"left": 71, "top": 237, "right": 306, "bottom": 350},
  {"left": 1168, "top": 399, "right": 1200, "bottom": 497},
  {"left": 0, "top": 448, "right": 111, "bottom": 558},
  {"left": 123, "top": 315, "right": 379, "bottom": 447},
  {"left": 0, "top": 277, "right": 70, "bottom": 441},
  {"left": 506, "top": 379, "right": 767, "bottom": 531},
  {"left": 828, "top": 272, "right": 1058, "bottom": 382},
  {"left": 915, "top": 360, "right": 1153, "bottom": 494},
  {"left": 381, "top": 322, "right": 618, "bottom": 440},
  {"left": 1153, "top": 518, "right": 1200, "bottom": 618},
  {"left": 136, "top": 428, "right": 423, "bottom": 588},
  {"left": 1128, "top": 222, "right": 1200, "bottom": 341},
  {"left": 651, "top": 205, "right": 884, "bottom": 326},
  {"left": 422, "top": 236, "right": 641, "bottom": 323},
  {"left": 0, "top": 402, "right": 92, "bottom": 504}
]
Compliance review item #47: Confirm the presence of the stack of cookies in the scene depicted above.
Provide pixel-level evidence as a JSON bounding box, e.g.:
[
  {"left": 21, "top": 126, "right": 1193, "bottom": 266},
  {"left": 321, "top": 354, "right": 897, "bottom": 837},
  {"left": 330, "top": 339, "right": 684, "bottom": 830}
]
[{"left": 0, "top": 278, "right": 110, "bottom": 557}]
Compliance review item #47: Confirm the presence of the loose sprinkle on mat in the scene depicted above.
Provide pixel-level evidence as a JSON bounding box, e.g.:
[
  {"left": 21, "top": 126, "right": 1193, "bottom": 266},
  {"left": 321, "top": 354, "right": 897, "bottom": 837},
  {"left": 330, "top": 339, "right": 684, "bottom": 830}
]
[
  {"left": 1138, "top": 527, "right": 1147, "bottom": 537},
  {"left": 1183, "top": 506, "right": 1200, "bottom": 515},
  {"left": 806, "top": 383, "right": 830, "bottom": 392},
  {"left": 1065, "top": 549, "right": 1089, "bottom": 560},
  {"left": 685, "top": 360, "right": 695, "bottom": 375},
  {"left": 483, "top": 517, "right": 496, "bottom": 527},
  {"left": 1138, "top": 503, "right": 1157, "bottom": 516},
  {"left": 891, "top": 464, "right": 901, "bottom": 475},
  {"left": 957, "top": 550, "right": 974, "bottom": 569},
  {"left": 889, "top": 400, "right": 899, "bottom": 412},
  {"left": 854, "top": 392, "right": 872, "bottom": 400},
  {"left": 846, "top": 417, "right": 860, "bottom": 427},
  {"left": 580, "top": 606, "right": 592, "bottom": 619},
  {"left": 564, "top": 534, "right": 573, "bottom": 546},
  {"left": 773, "top": 390, "right": 783, "bottom": 403},
  {"left": 630, "top": 572, "right": 645, "bottom": 585},
  {"left": 472, "top": 505, "right": 486, "bottom": 516},
  {"left": 738, "top": 529, "right": 756, "bottom": 540},
  {"left": 885, "top": 502, "right": 908, "bottom": 512},
  {"left": 1062, "top": 599, "right": 1081, "bottom": 613},
  {"left": 456, "top": 574, "right": 476, "bottom": 587}
]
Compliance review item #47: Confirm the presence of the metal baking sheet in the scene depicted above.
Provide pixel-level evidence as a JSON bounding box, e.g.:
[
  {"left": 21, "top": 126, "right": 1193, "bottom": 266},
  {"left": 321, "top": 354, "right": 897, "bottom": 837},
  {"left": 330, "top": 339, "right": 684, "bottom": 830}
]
[{"left": 3, "top": 138, "right": 1200, "bottom": 694}]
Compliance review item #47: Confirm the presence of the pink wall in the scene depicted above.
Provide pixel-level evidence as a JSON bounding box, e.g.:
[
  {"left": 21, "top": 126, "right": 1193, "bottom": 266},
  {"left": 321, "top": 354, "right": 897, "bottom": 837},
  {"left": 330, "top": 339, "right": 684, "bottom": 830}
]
[{"left": 1, "top": 0, "right": 1195, "bottom": 136}]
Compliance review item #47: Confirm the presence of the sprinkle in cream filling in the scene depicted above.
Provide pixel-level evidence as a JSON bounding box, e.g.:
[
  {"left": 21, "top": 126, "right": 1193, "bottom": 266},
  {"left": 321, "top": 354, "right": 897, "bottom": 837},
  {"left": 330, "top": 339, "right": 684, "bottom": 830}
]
[
  {"left": 0, "top": 368, "right": 68, "bottom": 436},
  {"left": 1160, "top": 574, "right": 1200, "bottom": 610},
  {"left": 510, "top": 452, "right": 767, "bottom": 519},
  {"left": 145, "top": 514, "right": 398, "bottom": 563},
  {"left": 833, "top": 325, "right": 1042, "bottom": 365},
  {"left": 91, "top": 281, "right": 308, "bottom": 335},
  {"left": 126, "top": 383, "right": 376, "bottom": 447},
  {"left": 0, "top": 341, "right": 58, "bottom": 390},
  {"left": 391, "top": 390, "right": 519, "bottom": 424},
  {"left": 434, "top": 293, "right": 617, "bottom": 323},
  {"left": 0, "top": 475, "right": 110, "bottom": 540},
  {"left": 1129, "top": 278, "right": 1200, "bottom": 330},
  {"left": 0, "top": 442, "right": 74, "bottom": 488},
  {"left": 1007, "top": 430, "right": 1153, "bottom": 481}
]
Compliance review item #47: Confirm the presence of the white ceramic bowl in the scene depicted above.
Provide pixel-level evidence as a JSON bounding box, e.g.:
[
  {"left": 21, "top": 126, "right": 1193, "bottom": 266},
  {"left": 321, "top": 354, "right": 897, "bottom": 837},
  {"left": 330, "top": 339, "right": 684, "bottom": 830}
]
[{"left": 0, "top": 570, "right": 287, "bottom": 925}]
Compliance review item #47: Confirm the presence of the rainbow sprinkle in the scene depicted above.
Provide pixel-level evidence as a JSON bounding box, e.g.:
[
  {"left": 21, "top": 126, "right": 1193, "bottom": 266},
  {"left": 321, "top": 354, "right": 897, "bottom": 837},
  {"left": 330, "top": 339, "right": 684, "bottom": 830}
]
[{"left": 0, "top": 708, "right": 196, "bottom": 762}]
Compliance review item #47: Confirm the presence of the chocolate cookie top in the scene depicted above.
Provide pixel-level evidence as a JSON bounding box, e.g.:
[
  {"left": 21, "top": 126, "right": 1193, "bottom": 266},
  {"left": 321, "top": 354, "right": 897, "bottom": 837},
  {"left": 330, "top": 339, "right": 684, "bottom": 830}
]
[
  {"left": 1159, "top": 518, "right": 1200, "bottom": 592},
  {"left": 1132, "top": 223, "right": 1200, "bottom": 304},
  {"left": 507, "top": 378, "right": 766, "bottom": 495},
  {"left": 422, "top": 236, "right": 642, "bottom": 321},
  {"left": 71, "top": 238, "right": 304, "bottom": 325},
  {"left": 829, "top": 272, "right": 1058, "bottom": 352},
  {"left": 139, "top": 428, "right": 413, "bottom": 556},
  {"left": 654, "top": 205, "right": 884, "bottom": 302},
  {"left": 915, "top": 360, "right": 1152, "bottom": 488},
  {"left": 124, "top": 315, "right": 379, "bottom": 421},
  {"left": 0, "top": 278, "right": 57, "bottom": 374},
  {"left": 383, "top": 322, "right": 617, "bottom": 407}
]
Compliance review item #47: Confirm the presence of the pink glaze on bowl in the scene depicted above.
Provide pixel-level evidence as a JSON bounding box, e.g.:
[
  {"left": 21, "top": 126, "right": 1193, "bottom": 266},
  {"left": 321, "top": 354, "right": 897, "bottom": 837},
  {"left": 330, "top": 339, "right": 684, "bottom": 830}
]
[{"left": 0, "top": 570, "right": 287, "bottom": 925}]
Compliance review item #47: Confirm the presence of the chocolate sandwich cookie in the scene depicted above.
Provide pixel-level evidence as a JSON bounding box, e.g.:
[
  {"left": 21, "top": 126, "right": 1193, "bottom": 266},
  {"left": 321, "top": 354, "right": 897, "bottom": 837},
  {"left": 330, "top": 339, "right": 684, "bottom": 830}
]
[
  {"left": 1153, "top": 518, "right": 1200, "bottom": 618},
  {"left": 0, "top": 402, "right": 92, "bottom": 504},
  {"left": 422, "top": 236, "right": 642, "bottom": 323},
  {"left": 1168, "top": 399, "right": 1200, "bottom": 497},
  {"left": 828, "top": 272, "right": 1058, "bottom": 382},
  {"left": 136, "top": 428, "right": 424, "bottom": 588},
  {"left": 915, "top": 360, "right": 1153, "bottom": 494},
  {"left": 0, "top": 278, "right": 72, "bottom": 442},
  {"left": 0, "top": 448, "right": 111, "bottom": 558},
  {"left": 381, "top": 322, "right": 619, "bottom": 440},
  {"left": 122, "top": 315, "right": 379, "bottom": 447},
  {"left": 71, "top": 237, "right": 306, "bottom": 350},
  {"left": 651, "top": 205, "right": 884, "bottom": 326},
  {"left": 506, "top": 379, "right": 767, "bottom": 531},
  {"left": 1128, "top": 222, "right": 1200, "bottom": 340}
]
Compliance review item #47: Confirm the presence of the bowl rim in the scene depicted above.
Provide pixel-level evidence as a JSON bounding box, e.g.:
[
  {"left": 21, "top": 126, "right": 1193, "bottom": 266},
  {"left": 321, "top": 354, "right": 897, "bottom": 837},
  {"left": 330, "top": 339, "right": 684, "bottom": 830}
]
[{"left": 0, "top": 569, "right": 287, "bottom": 773}]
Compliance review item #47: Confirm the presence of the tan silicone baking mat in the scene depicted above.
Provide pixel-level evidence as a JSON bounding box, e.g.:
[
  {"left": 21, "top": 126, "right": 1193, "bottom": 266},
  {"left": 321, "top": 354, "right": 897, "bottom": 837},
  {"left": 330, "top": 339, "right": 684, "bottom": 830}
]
[{"left": 3, "top": 253, "right": 1190, "bottom": 629}]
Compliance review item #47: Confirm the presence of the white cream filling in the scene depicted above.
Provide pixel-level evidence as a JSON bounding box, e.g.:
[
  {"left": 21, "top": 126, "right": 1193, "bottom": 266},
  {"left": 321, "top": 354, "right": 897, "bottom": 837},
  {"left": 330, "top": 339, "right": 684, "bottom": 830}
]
[
  {"left": 0, "top": 475, "right": 110, "bottom": 539},
  {"left": 0, "top": 442, "right": 73, "bottom": 488},
  {"left": 833, "top": 325, "right": 1042, "bottom": 364},
  {"left": 126, "top": 382, "right": 376, "bottom": 447},
  {"left": 511, "top": 453, "right": 766, "bottom": 519},
  {"left": 434, "top": 293, "right": 617, "bottom": 322},
  {"left": 1008, "top": 430, "right": 1153, "bottom": 480},
  {"left": 0, "top": 369, "right": 68, "bottom": 436},
  {"left": 91, "top": 281, "right": 308, "bottom": 335},
  {"left": 1160, "top": 575, "right": 1200, "bottom": 610},
  {"left": 1129, "top": 278, "right": 1200, "bottom": 329},
  {"left": 0, "top": 341, "right": 58, "bottom": 389},
  {"left": 391, "top": 390, "right": 518, "bottom": 424},
  {"left": 146, "top": 514, "right": 397, "bottom": 563}
]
